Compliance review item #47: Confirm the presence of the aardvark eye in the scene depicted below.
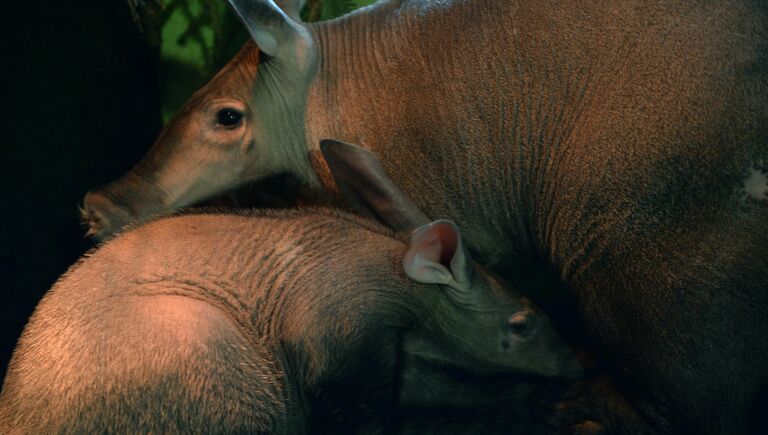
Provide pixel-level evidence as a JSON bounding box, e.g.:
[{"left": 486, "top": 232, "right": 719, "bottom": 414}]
[{"left": 216, "top": 108, "right": 243, "bottom": 127}]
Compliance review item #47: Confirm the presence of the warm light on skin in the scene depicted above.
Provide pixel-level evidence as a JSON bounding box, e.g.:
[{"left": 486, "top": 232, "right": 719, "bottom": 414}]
[{"left": 69, "top": 1, "right": 768, "bottom": 432}]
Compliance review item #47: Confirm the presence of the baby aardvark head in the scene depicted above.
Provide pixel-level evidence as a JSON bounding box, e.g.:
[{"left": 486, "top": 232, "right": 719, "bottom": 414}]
[
  {"left": 401, "top": 219, "right": 583, "bottom": 379},
  {"left": 322, "top": 139, "right": 583, "bottom": 379}
]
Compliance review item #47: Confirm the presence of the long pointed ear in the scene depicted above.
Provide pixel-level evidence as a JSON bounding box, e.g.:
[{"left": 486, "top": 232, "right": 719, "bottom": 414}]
[
  {"left": 320, "top": 139, "right": 430, "bottom": 232},
  {"left": 403, "top": 220, "right": 474, "bottom": 288},
  {"left": 275, "top": 0, "right": 306, "bottom": 20},
  {"left": 227, "top": 0, "right": 311, "bottom": 59}
]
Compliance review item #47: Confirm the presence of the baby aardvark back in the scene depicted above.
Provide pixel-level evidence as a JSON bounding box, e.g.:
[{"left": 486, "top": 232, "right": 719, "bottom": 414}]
[{"left": 0, "top": 149, "right": 581, "bottom": 433}]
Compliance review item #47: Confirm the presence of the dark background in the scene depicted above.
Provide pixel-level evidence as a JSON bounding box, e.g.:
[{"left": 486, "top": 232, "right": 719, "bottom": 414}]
[{"left": 0, "top": 1, "right": 162, "bottom": 381}]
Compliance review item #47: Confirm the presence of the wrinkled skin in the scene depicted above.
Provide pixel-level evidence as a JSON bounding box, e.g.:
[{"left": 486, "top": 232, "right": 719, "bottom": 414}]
[
  {"left": 82, "top": 0, "right": 768, "bottom": 433},
  {"left": 0, "top": 209, "right": 581, "bottom": 433}
]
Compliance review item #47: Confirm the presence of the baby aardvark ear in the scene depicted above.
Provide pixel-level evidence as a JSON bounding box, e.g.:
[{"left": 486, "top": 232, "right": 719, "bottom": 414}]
[{"left": 403, "top": 220, "right": 474, "bottom": 289}]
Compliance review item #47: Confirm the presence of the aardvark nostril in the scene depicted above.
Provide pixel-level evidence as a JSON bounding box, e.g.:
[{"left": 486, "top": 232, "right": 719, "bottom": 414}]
[{"left": 80, "top": 191, "right": 120, "bottom": 240}]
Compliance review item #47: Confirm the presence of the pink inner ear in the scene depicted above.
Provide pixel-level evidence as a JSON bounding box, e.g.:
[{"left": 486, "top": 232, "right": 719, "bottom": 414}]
[{"left": 434, "top": 223, "right": 458, "bottom": 267}]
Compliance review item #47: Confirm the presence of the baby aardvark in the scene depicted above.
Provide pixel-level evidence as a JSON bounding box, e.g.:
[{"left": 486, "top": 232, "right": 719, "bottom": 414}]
[{"left": 0, "top": 149, "right": 581, "bottom": 434}]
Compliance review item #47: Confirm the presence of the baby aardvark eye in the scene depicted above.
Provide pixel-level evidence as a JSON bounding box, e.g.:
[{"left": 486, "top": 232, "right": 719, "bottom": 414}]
[
  {"left": 508, "top": 311, "right": 531, "bottom": 335},
  {"left": 216, "top": 108, "right": 243, "bottom": 127}
]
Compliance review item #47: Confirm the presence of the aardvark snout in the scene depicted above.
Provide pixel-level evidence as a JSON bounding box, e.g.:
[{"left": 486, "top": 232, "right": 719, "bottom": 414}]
[{"left": 81, "top": 190, "right": 133, "bottom": 240}]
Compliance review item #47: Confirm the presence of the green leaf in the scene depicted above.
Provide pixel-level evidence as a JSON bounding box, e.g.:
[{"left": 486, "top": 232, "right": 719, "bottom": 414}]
[{"left": 320, "top": 0, "right": 356, "bottom": 20}]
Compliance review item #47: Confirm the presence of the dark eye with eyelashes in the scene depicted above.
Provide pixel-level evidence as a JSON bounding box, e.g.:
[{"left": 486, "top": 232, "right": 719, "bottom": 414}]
[{"left": 216, "top": 109, "right": 243, "bottom": 128}]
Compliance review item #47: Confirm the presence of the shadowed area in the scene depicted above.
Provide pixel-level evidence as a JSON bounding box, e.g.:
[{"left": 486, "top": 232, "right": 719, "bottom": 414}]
[{"left": 0, "top": 0, "right": 162, "bottom": 382}]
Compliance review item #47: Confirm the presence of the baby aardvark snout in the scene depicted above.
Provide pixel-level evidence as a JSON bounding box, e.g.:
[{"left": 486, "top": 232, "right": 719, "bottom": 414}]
[{"left": 501, "top": 304, "right": 585, "bottom": 379}]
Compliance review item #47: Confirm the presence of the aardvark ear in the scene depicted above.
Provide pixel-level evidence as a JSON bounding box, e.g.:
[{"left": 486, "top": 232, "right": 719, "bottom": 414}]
[
  {"left": 320, "top": 139, "right": 429, "bottom": 233},
  {"left": 227, "top": 0, "right": 311, "bottom": 61},
  {"left": 403, "top": 220, "right": 474, "bottom": 288}
]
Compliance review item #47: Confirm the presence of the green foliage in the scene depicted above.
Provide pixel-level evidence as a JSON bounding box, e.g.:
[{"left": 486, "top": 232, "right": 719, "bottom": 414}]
[{"left": 128, "top": 0, "right": 375, "bottom": 121}]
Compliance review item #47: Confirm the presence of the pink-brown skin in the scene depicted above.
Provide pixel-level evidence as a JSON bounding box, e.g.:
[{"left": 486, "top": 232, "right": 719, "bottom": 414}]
[
  {"left": 81, "top": 0, "right": 768, "bottom": 433},
  {"left": 0, "top": 209, "right": 581, "bottom": 433},
  {"left": 10, "top": 137, "right": 583, "bottom": 433}
]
